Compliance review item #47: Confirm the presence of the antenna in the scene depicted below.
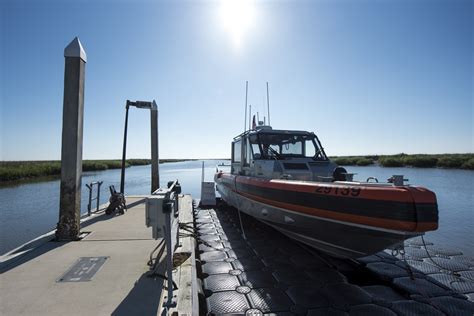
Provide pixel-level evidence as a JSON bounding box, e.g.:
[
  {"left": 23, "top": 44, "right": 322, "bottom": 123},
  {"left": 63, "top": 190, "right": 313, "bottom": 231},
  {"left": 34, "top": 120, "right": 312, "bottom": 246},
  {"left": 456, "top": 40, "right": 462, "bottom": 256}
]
[
  {"left": 266, "top": 82, "right": 271, "bottom": 125},
  {"left": 257, "top": 112, "right": 259, "bottom": 124},
  {"left": 249, "top": 104, "right": 252, "bottom": 130},
  {"left": 244, "top": 81, "right": 248, "bottom": 132}
]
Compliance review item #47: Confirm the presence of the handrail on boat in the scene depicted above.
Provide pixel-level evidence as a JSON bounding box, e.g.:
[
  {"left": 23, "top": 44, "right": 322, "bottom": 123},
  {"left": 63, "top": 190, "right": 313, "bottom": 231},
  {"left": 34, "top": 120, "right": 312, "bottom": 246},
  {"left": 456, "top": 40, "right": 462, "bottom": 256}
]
[{"left": 215, "top": 163, "right": 231, "bottom": 173}]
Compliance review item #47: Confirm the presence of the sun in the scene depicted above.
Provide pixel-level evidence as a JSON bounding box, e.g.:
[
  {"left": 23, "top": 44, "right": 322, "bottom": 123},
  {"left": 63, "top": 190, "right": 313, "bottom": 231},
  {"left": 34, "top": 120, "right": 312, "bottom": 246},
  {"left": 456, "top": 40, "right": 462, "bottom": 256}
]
[{"left": 219, "top": 0, "right": 256, "bottom": 49}]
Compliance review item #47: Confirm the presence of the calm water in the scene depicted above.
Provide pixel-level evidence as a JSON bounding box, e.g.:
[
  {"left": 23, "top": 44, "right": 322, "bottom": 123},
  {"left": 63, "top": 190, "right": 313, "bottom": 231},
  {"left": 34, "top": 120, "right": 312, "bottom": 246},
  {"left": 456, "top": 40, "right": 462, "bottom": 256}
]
[{"left": 1, "top": 161, "right": 472, "bottom": 256}]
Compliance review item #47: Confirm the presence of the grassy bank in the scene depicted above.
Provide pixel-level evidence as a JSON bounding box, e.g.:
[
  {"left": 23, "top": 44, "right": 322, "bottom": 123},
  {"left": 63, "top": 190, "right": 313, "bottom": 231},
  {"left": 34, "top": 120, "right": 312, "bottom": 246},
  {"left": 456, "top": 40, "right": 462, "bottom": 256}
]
[
  {"left": 0, "top": 159, "right": 186, "bottom": 183},
  {"left": 331, "top": 153, "right": 474, "bottom": 170}
]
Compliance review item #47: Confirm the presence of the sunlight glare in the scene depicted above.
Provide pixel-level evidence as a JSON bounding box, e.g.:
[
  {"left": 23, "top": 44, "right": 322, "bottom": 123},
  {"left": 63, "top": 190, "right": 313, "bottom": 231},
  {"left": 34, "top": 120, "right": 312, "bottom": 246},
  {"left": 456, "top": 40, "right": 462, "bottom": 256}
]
[{"left": 219, "top": 0, "right": 256, "bottom": 49}]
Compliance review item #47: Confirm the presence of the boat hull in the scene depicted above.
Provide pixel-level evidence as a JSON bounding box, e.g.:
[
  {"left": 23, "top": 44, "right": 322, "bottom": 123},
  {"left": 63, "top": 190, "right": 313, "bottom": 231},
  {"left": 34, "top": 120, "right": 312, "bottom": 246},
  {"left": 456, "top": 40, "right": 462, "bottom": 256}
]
[{"left": 215, "top": 173, "right": 438, "bottom": 258}]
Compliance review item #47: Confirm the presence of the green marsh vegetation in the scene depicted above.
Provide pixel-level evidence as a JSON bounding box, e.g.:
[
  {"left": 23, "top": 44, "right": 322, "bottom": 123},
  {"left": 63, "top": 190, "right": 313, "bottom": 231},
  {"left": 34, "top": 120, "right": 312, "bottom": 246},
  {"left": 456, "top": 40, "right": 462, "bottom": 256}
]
[
  {"left": 331, "top": 153, "right": 474, "bottom": 170},
  {"left": 0, "top": 159, "right": 185, "bottom": 183}
]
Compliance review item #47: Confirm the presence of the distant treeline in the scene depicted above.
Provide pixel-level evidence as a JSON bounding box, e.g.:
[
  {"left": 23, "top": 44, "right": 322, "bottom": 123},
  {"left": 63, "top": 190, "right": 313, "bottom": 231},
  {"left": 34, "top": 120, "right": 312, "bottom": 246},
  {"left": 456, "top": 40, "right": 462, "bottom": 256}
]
[
  {"left": 330, "top": 153, "right": 474, "bottom": 170},
  {"left": 0, "top": 159, "right": 187, "bottom": 183}
]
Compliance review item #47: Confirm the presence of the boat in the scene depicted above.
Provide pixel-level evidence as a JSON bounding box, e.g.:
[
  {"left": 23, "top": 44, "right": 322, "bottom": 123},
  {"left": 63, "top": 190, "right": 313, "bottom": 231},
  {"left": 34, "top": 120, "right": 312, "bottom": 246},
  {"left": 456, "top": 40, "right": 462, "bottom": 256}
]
[{"left": 214, "top": 123, "right": 438, "bottom": 258}]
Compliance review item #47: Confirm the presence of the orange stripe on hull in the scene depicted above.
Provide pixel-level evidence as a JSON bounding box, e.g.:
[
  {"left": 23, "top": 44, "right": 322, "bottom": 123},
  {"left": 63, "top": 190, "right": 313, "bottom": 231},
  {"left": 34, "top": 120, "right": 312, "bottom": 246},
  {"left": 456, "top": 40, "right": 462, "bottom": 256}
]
[{"left": 238, "top": 190, "right": 437, "bottom": 233}]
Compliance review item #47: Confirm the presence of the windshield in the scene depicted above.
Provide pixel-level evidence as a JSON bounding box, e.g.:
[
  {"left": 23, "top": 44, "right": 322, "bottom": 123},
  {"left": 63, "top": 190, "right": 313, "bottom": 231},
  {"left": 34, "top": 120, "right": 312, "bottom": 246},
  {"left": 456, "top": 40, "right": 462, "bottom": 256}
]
[{"left": 249, "top": 133, "right": 327, "bottom": 160}]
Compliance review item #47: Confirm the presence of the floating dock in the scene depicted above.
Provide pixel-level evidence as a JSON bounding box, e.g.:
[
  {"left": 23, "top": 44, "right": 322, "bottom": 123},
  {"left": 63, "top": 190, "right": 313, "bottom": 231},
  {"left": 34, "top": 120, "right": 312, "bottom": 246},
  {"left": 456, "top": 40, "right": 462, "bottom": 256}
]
[
  {"left": 1, "top": 195, "right": 473, "bottom": 315},
  {"left": 194, "top": 200, "right": 474, "bottom": 315}
]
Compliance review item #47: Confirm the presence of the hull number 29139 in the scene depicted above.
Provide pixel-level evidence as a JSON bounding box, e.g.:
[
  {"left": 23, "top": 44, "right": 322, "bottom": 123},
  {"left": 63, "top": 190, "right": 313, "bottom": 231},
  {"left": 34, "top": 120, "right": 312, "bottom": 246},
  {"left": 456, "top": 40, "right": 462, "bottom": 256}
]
[{"left": 315, "top": 186, "right": 361, "bottom": 197}]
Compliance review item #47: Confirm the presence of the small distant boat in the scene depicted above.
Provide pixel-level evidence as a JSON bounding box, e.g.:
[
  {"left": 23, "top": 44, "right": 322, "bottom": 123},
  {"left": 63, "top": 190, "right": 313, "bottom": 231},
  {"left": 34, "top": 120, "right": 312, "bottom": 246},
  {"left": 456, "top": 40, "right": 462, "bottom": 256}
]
[{"left": 215, "top": 123, "right": 438, "bottom": 258}]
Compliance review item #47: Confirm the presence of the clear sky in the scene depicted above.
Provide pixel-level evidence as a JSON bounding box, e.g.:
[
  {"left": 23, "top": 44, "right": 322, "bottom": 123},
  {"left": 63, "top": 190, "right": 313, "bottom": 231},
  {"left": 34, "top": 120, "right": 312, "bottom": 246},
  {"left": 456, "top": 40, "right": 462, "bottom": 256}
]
[{"left": 1, "top": 0, "right": 472, "bottom": 160}]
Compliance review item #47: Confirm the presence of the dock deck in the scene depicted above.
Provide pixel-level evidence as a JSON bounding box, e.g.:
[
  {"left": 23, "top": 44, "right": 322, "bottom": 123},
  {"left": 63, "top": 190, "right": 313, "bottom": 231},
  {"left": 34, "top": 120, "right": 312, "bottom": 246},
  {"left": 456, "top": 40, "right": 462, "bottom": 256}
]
[{"left": 0, "top": 195, "right": 197, "bottom": 316}]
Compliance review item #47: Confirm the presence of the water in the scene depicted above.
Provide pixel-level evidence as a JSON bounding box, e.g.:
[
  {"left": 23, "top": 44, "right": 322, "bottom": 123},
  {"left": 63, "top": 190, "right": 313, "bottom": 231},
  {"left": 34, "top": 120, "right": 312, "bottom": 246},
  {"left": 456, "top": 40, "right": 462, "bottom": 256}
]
[
  {"left": 346, "top": 165, "right": 474, "bottom": 256},
  {"left": 0, "top": 160, "right": 224, "bottom": 255},
  {"left": 1, "top": 161, "right": 472, "bottom": 256}
]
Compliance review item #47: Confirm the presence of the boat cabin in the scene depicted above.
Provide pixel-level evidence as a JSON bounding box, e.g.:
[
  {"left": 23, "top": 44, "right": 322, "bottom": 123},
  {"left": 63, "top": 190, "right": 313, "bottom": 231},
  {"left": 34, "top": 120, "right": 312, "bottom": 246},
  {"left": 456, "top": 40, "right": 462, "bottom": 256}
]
[{"left": 231, "top": 126, "right": 340, "bottom": 181}]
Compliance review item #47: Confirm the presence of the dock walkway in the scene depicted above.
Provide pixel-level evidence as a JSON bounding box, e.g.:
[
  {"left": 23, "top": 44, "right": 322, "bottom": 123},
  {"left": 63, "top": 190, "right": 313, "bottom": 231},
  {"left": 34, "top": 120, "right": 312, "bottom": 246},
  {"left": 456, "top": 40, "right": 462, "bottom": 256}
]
[{"left": 0, "top": 195, "right": 197, "bottom": 316}]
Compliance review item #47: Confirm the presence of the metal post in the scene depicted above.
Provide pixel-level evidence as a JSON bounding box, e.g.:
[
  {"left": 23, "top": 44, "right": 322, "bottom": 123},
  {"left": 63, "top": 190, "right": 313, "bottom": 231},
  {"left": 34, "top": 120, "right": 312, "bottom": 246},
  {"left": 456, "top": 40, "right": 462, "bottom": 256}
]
[
  {"left": 150, "top": 100, "right": 159, "bottom": 193},
  {"left": 120, "top": 103, "right": 130, "bottom": 194},
  {"left": 244, "top": 81, "right": 248, "bottom": 132},
  {"left": 266, "top": 82, "right": 270, "bottom": 125},
  {"left": 56, "top": 37, "right": 87, "bottom": 241},
  {"left": 86, "top": 184, "right": 92, "bottom": 216},
  {"left": 164, "top": 211, "right": 175, "bottom": 307},
  {"left": 96, "top": 181, "right": 102, "bottom": 211},
  {"left": 248, "top": 104, "right": 252, "bottom": 131}
]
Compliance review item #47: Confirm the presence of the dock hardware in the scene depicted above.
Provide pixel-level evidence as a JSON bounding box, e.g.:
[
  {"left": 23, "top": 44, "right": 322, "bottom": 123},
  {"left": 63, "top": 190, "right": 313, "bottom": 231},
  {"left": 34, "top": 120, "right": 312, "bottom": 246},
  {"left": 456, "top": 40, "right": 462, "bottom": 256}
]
[
  {"left": 105, "top": 185, "right": 126, "bottom": 215},
  {"left": 146, "top": 180, "right": 181, "bottom": 308},
  {"left": 119, "top": 99, "right": 159, "bottom": 198},
  {"left": 85, "top": 181, "right": 103, "bottom": 216},
  {"left": 366, "top": 176, "right": 379, "bottom": 183},
  {"left": 388, "top": 175, "right": 409, "bottom": 186}
]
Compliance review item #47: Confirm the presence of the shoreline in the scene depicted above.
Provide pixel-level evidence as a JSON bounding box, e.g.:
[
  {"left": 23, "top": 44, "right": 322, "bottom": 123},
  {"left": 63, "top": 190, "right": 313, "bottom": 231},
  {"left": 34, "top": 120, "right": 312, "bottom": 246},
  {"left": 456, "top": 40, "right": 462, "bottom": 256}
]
[
  {"left": 0, "top": 159, "right": 191, "bottom": 186},
  {"left": 1, "top": 154, "right": 473, "bottom": 186},
  {"left": 330, "top": 153, "right": 474, "bottom": 170}
]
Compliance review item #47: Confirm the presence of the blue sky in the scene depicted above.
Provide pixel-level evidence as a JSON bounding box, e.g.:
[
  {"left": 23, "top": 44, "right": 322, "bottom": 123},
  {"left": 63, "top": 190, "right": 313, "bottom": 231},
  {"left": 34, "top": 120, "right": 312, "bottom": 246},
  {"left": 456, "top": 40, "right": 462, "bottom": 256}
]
[{"left": 1, "top": 0, "right": 472, "bottom": 160}]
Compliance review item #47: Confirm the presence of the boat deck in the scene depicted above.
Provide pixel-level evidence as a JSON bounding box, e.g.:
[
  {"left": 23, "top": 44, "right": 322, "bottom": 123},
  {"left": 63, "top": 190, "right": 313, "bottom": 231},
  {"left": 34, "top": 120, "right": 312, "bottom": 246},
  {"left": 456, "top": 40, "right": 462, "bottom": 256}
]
[{"left": 195, "top": 199, "right": 474, "bottom": 315}]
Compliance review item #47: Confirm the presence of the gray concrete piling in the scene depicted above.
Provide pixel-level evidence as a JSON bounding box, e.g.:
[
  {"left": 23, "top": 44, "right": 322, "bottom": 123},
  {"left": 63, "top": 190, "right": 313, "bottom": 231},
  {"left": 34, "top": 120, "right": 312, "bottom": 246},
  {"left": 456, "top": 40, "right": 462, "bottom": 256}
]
[{"left": 56, "top": 37, "right": 87, "bottom": 241}]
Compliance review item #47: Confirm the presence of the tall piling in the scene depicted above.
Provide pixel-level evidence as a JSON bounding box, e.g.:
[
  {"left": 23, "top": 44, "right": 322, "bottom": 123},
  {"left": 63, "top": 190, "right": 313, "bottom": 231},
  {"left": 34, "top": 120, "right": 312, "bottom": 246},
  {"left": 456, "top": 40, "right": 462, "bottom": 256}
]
[
  {"left": 150, "top": 100, "right": 159, "bottom": 193},
  {"left": 56, "top": 37, "right": 87, "bottom": 241}
]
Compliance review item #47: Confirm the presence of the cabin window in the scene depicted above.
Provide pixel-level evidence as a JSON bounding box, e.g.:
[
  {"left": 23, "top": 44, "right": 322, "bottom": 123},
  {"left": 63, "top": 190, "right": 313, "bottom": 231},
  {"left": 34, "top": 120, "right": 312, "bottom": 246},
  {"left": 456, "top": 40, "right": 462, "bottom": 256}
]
[
  {"left": 305, "top": 140, "right": 316, "bottom": 157},
  {"left": 256, "top": 133, "right": 328, "bottom": 160},
  {"left": 251, "top": 143, "right": 261, "bottom": 159},
  {"left": 281, "top": 141, "right": 303, "bottom": 155},
  {"left": 248, "top": 134, "right": 262, "bottom": 159},
  {"left": 233, "top": 140, "right": 241, "bottom": 163}
]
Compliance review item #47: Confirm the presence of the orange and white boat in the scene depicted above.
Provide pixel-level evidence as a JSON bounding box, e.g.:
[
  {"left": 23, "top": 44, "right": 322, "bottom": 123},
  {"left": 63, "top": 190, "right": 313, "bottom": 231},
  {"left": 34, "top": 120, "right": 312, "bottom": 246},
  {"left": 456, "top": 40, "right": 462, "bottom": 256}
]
[{"left": 215, "top": 124, "right": 438, "bottom": 258}]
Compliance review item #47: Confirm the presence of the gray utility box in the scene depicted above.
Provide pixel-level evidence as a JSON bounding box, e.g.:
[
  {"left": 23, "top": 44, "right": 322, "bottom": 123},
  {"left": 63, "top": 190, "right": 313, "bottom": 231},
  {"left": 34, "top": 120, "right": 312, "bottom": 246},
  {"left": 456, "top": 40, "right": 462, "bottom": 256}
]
[
  {"left": 146, "top": 195, "right": 166, "bottom": 239},
  {"left": 145, "top": 194, "right": 179, "bottom": 250}
]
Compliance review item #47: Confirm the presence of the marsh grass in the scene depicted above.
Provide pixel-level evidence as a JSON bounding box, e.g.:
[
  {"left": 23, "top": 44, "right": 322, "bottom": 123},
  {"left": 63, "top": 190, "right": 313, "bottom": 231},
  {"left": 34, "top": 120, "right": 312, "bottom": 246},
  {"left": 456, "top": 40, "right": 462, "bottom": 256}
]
[
  {"left": 332, "top": 153, "right": 474, "bottom": 170},
  {"left": 0, "top": 159, "right": 185, "bottom": 183},
  {"left": 333, "top": 157, "right": 375, "bottom": 166}
]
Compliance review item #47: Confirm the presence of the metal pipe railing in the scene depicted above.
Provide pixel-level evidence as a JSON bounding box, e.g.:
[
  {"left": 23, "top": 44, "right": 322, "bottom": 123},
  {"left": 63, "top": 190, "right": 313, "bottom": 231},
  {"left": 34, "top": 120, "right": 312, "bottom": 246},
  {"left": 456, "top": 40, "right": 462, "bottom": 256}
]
[{"left": 86, "top": 181, "right": 103, "bottom": 216}]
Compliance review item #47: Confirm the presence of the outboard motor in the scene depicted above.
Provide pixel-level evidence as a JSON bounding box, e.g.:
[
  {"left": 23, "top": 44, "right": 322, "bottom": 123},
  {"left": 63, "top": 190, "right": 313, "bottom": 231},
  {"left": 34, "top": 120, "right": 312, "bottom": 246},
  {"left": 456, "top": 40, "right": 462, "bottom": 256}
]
[{"left": 333, "top": 167, "right": 347, "bottom": 181}]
